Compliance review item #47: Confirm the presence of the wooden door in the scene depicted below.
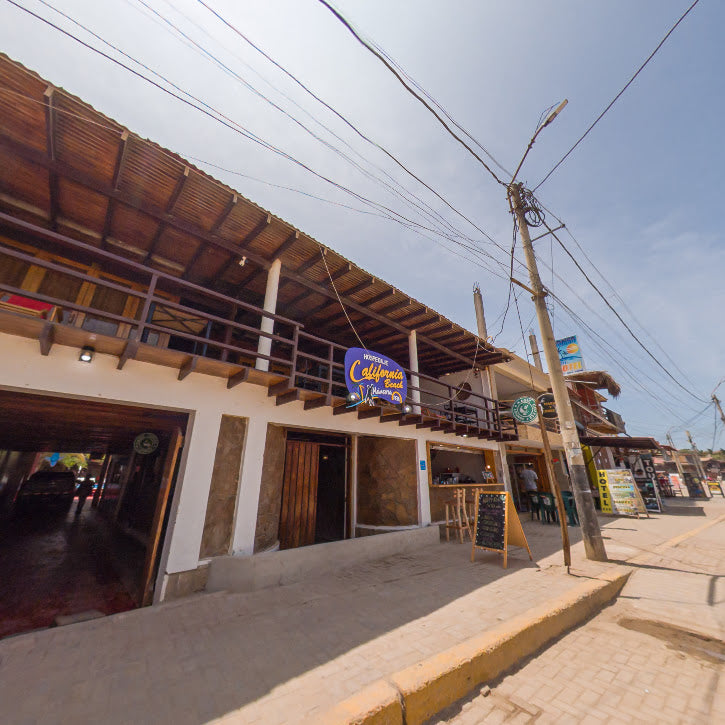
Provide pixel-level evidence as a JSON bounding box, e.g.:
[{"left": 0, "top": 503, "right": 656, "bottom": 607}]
[
  {"left": 141, "top": 426, "right": 184, "bottom": 606},
  {"left": 279, "top": 441, "right": 320, "bottom": 549},
  {"left": 533, "top": 455, "right": 551, "bottom": 492}
]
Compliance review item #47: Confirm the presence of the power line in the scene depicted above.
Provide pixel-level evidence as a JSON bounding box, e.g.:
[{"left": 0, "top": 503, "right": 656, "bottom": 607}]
[
  {"left": 535, "top": 0, "right": 701, "bottom": 190},
  {"left": 7, "top": 0, "right": 516, "bottom": 280},
  {"left": 536, "top": 212, "right": 707, "bottom": 403},
  {"left": 315, "top": 0, "right": 506, "bottom": 187},
  {"left": 538, "top": 201, "right": 699, "bottom": 389}
]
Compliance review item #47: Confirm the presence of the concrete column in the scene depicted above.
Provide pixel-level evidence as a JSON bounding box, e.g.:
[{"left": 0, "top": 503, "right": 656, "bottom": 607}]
[
  {"left": 256, "top": 258, "right": 282, "bottom": 372},
  {"left": 415, "top": 437, "right": 432, "bottom": 525},
  {"left": 162, "top": 408, "right": 222, "bottom": 574},
  {"left": 408, "top": 330, "right": 421, "bottom": 413},
  {"left": 231, "top": 416, "right": 270, "bottom": 556}
]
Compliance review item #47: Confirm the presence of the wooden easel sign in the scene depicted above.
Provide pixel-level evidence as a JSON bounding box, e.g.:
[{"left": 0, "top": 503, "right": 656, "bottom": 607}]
[{"left": 471, "top": 492, "right": 533, "bottom": 569}]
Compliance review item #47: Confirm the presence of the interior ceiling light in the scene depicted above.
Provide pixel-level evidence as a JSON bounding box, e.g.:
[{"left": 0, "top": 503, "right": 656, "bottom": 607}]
[
  {"left": 79, "top": 345, "right": 95, "bottom": 363},
  {"left": 238, "top": 255, "right": 247, "bottom": 267}
]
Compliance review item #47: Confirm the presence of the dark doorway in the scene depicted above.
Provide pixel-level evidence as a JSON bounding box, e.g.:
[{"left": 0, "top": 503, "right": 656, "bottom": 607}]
[
  {"left": 0, "top": 389, "right": 187, "bottom": 639},
  {"left": 279, "top": 431, "right": 349, "bottom": 549},
  {"left": 315, "top": 444, "right": 347, "bottom": 544}
]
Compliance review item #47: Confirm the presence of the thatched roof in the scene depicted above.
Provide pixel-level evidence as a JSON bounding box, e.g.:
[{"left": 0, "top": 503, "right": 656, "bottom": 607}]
[{"left": 565, "top": 370, "right": 621, "bottom": 398}]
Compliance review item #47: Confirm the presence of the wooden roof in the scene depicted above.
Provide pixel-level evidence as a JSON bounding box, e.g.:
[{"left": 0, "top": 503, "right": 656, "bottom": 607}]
[{"left": 0, "top": 53, "right": 508, "bottom": 377}]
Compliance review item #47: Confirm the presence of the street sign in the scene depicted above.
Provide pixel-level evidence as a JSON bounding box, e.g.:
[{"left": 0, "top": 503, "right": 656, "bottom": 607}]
[
  {"left": 511, "top": 396, "right": 538, "bottom": 423},
  {"left": 538, "top": 393, "right": 557, "bottom": 418}
]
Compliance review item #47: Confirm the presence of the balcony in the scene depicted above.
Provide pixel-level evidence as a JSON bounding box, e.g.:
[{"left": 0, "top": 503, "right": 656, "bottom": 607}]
[{"left": 0, "top": 229, "right": 516, "bottom": 443}]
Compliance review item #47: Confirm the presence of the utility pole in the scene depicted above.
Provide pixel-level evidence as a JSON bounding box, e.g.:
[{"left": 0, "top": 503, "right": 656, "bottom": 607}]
[
  {"left": 529, "top": 330, "right": 543, "bottom": 371},
  {"left": 686, "top": 430, "right": 710, "bottom": 497},
  {"left": 713, "top": 394, "right": 725, "bottom": 428},
  {"left": 473, "top": 284, "right": 513, "bottom": 496},
  {"left": 508, "top": 182, "right": 607, "bottom": 561},
  {"left": 536, "top": 401, "right": 571, "bottom": 567}
]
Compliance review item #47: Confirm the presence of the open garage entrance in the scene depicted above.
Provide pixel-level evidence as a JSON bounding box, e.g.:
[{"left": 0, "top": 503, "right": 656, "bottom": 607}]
[{"left": 0, "top": 389, "right": 187, "bottom": 639}]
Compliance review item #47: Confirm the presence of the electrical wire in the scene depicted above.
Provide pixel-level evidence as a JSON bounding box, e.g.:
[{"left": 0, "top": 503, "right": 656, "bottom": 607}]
[
  {"left": 534, "top": 0, "right": 701, "bottom": 190},
  {"left": 315, "top": 0, "right": 506, "bottom": 187},
  {"left": 6, "top": 0, "right": 517, "bottom": 282},
  {"left": 196, "top": 0, "right": 509, "bottom": 253},
  {"left": 535, "top": 212, "right": 707, "bottom": 403}
]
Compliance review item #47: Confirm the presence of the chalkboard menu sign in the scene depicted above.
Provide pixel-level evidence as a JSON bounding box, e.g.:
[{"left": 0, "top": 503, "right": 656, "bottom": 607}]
[
  {"left": 474, "top": 493, "right": 507, "bottom": 551},
  {"left": 471, "top": 491, "right": 532, "bottom": 568}
]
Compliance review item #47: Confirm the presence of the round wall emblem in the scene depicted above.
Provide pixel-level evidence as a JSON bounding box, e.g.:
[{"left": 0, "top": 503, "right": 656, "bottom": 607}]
[
  {"left": 133, "top": 432, "right": 159, "bottom": 455},
  {"left": 511, "top": 396, "right": 538, "bottom": 423}
]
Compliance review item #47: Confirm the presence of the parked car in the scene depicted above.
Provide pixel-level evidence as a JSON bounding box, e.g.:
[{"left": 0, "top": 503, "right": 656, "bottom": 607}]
[{"left": 14, "top": 470, "right": 77, "bottom": 513}]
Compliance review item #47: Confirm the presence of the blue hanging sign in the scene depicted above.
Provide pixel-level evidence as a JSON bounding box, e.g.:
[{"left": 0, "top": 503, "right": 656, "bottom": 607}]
[{"left": 344, "top": 347, "right": 407, "bottom": 406}]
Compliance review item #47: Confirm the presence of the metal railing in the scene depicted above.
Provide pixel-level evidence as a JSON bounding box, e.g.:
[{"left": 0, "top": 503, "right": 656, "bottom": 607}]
[{"left": 0, "top": 233, "right": 516, "bottom": 440}]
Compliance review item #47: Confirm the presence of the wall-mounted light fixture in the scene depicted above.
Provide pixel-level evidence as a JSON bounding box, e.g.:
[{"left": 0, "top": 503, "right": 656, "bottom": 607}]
[
  {"left": 79, "top": 346, "right": 95, "bottom": 363},
  {"left": 402, "top": 404, "right": 412, "bottom": 414}
]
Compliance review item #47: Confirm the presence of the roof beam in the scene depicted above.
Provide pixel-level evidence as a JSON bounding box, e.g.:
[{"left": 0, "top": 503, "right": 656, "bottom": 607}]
[
  {"left": 143, "top": 166, "right": 190, "bottom": 263},
  {"left": 214, "top": 214, "right": 272, "bottom": 284},
  {"left": 101, "top": 131, "right": 130, "bottom": 249},
  {"left": 272, "top": 230, "right": 299, "bottom": 258},
  {"left": 342, "top": 277, "right": 375, "bottom": 297},
  {"left": 43, "top": 87, "right": 58, "bottom": 232},
  {"left": 362, "top": 289, "right": 394, "bottom": 307},
  {"left": 378, "top": 298, "right": 409, "bottom": 316},
  {"left": 295, "top": 254, "right": 321, "bottom": 275},
  {"left": 209, "top": 194, "right": 237, "bottom": 236},
  {"left": 0, "top": 138, "right": 486, "bottom": 368}
]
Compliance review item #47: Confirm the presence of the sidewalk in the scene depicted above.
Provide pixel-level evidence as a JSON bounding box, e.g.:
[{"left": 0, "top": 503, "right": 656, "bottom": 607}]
[
  {"left": 432, "top": 507, "right": 725, "bottom": 724},
  {"left": 1, "top": 500, "right": 724, "bottom": 725}
]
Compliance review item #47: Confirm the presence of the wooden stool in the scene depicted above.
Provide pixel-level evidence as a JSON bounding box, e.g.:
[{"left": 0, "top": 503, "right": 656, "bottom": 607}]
[{"left": 444, "top": 488, "right": 471, "bottom": 543}]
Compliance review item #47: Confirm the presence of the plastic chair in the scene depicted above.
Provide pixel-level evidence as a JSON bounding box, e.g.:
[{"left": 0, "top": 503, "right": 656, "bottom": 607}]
[
  {"left": 527, "top": 492, "right": 541, "bottom": 521},
  {"left": 561, "top": 491, "right": 579, "bottom": 526},
  {"left": 540, "top": 493, "right": 558, "bottom": 524}
]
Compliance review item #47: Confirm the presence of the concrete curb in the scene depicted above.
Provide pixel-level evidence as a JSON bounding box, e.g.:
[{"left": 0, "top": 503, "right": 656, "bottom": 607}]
[{"left": 309, "top": 566, "right": 630, "bottom": 725}]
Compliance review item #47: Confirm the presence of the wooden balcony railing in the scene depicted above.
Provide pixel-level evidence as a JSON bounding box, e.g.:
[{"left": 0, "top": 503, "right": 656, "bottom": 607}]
[{"left": 0, "top": 231, "right": 517, "bottom": 441}]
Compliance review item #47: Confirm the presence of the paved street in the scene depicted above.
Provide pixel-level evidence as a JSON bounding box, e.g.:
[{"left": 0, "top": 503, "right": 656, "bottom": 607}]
[
  {"left": 431, "top": 511, "right": 725, "bottom": 725},
  {"left": 0, "top": 500, "right": 722, "bottom": 724}
]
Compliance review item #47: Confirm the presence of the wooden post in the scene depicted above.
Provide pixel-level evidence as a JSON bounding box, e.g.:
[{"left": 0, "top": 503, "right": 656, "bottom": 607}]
[{"left": 537, "top": 402, "right": 571, "bottom": 568}]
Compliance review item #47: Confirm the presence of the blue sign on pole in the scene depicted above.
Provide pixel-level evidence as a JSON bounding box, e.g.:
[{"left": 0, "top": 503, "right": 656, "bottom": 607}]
[
  {"left": 555, "top": 335, "right": 584, "bottom": 374},
  {"left": 344, "top": 347, "right": 407, "bottom": 406}
]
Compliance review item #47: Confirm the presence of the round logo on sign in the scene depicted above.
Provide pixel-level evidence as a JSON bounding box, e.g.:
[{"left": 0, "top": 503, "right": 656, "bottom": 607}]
[
  {"left": 511, "top": 396, "right": 538, "bottom": 423},
  {"left": 133, "top": 432, "right": 159, "bottom": 455}
]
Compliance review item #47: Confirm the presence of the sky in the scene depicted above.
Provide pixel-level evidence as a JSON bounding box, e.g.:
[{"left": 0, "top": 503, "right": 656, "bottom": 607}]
[{"left": 0, "top": 0, "right": 722, "bottom": 449}]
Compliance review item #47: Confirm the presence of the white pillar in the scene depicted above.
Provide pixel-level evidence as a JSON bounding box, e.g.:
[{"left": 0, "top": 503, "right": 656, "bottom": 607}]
[
  {"left": 408, "top": 329, "right": 421, "bottom": 413},
  {"left": 415, "top": 437, "right": 431, "bottom": 525},
  {"left": 256, "top": 258, "right": 282, "bottom": 372},
  {"left": 231, "top": 416, "right": 269, "bottom": 555}
]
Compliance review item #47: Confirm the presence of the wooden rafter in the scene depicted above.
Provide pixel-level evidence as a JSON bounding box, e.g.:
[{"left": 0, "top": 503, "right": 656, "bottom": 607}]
[
  {"left": 215, "top": 214, "right": 272, "bottom": 285},
  {"left": 210, "top": 194, "right": 237, "bottom": 235},
  {"left": 101, "top": 131, "right": 130, "bottom": 249},
  {"left": 43, "top": 87, "right": 58, "bottom": 231},
  {"left": 272, "top": 230, "right": 299, "bottom": 258},
  {"left": 144, "top": 166, "right": 190, "bottom": 263},
  {"left": 295, "top": 254, "right": 321, "bottom": 275},
  {"left": 342, "top": 277, "right": 375, "bottom": 297},
  {"left": 0, "top": 136, "right": 485, "bottom": 370},
  {"left": 363, "top": 289, "right": 394, "bottom": 307}
]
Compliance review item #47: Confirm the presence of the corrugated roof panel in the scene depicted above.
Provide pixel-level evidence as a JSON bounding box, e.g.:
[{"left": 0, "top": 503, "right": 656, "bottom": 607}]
[
  {"left": 118, "top": 137, "right": 183, "bottom": 211},
  {"left": 57, "top": 178, "right": 107, "bottom": 231},
  {"left": 110, "top": 204, "right": 158, "bottom": 251},
  {"left": 54, "top": 96, "right": 121, "bottom": 186},
  {"left": 154, "top": 227, "right": 200, "bottom": 267},
  {"left": 172, "top": 171, "right": 228, "bottom": 231},
  {"left": 0, "top": 62, "right": 47, "bottom": 153},
  {"left": 0, "top": 154, "right": 50, "bottom": 212}
]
